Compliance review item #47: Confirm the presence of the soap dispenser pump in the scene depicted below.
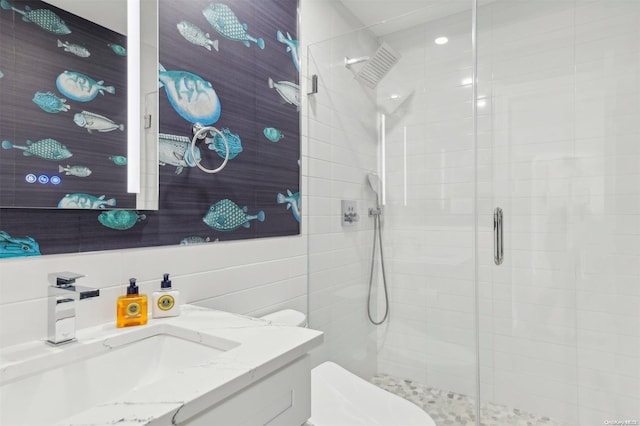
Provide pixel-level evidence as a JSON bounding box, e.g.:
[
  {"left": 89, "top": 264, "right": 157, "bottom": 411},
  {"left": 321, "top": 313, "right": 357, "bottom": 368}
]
[
  {"left": 152, "top": 273, "right": 180, "bottom": 318},
  {"left": 116, "top": 278, "right": 148, "bottom": 328}
]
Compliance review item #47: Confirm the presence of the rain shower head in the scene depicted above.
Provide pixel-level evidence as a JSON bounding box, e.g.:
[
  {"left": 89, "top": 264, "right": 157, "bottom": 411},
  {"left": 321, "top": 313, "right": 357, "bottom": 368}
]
[{"left": 345, "top": 42, "right": 400, "bottom": 89}]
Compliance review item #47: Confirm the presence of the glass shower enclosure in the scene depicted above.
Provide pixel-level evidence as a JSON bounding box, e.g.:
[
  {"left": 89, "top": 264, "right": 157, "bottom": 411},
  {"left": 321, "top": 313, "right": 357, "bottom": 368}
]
[{"left": 305, "top": 1, "right": 639, "bottom": 425}]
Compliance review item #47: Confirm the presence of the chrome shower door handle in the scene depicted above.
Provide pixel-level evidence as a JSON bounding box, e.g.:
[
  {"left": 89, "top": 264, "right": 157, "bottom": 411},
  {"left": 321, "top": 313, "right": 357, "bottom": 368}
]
[{"left": 494, "top": 207, "right": 504, "bottom": 265}]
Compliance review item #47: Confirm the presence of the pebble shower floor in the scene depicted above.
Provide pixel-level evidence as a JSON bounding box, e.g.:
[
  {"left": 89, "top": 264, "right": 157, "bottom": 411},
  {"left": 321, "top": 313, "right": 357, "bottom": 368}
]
[{"left": 371, "top": 374, "right": 570, "bottom": 426}]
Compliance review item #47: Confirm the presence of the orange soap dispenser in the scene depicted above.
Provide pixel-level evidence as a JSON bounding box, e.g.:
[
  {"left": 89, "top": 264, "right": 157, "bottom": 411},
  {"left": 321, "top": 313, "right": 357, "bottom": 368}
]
[{"left": 116, "top": 278, "right": 148, "bottom": 328}]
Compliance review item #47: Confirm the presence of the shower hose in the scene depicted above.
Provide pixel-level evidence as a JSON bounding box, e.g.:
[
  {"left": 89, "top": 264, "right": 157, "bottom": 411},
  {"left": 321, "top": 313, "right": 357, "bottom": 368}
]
[{"left": 367, "top": 211, "right": 389, "bottom": 325}]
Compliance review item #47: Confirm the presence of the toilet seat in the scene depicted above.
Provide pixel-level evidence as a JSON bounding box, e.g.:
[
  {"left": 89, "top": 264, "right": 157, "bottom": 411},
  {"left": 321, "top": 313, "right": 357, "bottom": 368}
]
[{"left": 309, "top": 361, "right": 436, "bottom": 426}]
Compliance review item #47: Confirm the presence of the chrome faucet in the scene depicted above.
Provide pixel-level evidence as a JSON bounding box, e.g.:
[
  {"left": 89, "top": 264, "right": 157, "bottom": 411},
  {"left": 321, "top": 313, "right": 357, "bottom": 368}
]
[{"left": 47, "top": 271, "right": 100, "bottom": 345}]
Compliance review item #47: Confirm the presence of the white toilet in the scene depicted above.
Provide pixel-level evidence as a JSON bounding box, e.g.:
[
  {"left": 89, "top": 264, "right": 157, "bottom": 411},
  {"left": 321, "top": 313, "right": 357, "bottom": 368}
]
[{"left": 260, "top": 310, "right": 437, "bottom": 426}]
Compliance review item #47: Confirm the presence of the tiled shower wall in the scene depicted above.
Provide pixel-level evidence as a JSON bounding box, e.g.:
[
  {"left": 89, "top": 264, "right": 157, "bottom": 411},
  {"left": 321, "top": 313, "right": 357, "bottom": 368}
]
[{"left": 374, "top": 10, "right": 477, "bottom": 397}]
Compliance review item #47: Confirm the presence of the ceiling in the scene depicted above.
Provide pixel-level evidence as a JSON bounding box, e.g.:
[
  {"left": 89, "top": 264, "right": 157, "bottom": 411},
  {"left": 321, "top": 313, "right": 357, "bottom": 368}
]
[{"left": 339, "top": 0, "right": 486, "bottom": 36}]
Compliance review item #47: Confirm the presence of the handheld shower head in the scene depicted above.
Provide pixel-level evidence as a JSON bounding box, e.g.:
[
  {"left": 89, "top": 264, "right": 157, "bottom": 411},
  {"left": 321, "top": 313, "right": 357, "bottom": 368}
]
[
  {"left": 367, "top": 172, "right": 380, "bottom": 196},
  {"left": 367, "top": 172, "right": 381, "bottom": 208}
]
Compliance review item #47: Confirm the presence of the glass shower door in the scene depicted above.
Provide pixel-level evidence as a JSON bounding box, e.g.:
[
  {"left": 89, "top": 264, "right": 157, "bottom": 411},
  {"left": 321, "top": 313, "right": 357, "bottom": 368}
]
[
  {"left": 476, "top": 0, "right": 640, "bottom": 424},
  {"left": 305, "top": 2, "right": 479, "bottom": 424}
]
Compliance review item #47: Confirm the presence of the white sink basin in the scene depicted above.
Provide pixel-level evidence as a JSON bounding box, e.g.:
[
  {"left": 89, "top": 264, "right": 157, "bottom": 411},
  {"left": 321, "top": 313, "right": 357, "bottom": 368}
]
[{"left": 0, "top": 324, "right": 238, "bottom": 426}]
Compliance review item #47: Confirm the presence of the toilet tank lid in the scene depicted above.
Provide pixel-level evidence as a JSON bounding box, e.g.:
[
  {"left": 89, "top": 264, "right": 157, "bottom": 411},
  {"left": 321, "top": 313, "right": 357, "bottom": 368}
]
[{"left": 260, "top": 309, "right": 307, "bottom": 326}]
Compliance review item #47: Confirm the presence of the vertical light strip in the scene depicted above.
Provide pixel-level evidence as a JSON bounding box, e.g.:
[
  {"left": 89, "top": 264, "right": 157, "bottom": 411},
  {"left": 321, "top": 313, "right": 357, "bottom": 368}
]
[
  {"left": 127, "top": 0, "right": 141, "bottom": 193},
  {"left": 381, "top": 113, "right": 386, "bottom": 206},
  {"left": 440, "top": 148, "right": 446, "bottom": 209},
  {"left": 403, "top": 125, "right": 407, "bottom": 206}
]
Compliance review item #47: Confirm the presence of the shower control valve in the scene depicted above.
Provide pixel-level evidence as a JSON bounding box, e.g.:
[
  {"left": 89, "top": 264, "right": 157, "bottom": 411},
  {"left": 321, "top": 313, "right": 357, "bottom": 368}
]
[{"left": 341, "top": 200, "right": 359, "bottom": 226}]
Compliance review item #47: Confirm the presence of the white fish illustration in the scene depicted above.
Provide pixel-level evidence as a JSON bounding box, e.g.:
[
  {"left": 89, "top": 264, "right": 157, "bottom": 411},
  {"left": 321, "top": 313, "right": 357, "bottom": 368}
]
[
  {"left": 73, "top": 111, "right": 124, "bottom": 133},
  {"left": 177, "top": 21, "right": 219, "bottom": 52},
  {"left": 57, "top": 39, "right": 90, "bottom": 58},
  {"left": 59, "top": 164, "right": 92, "bottom": 177},
  {"left": 268, "top": 77, "right": 300, "bottom": 110}
]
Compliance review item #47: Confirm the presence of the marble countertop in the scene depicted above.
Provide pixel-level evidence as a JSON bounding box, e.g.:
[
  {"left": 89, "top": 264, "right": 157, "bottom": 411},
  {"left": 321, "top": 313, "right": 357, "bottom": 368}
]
[{"left": 0, "top": 305, "right": 323, "bottom": 425}]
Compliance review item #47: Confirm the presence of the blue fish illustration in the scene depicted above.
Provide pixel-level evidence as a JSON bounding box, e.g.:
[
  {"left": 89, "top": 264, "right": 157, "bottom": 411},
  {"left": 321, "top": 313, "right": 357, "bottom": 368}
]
[
  {"left": 108, "top": 43, "right": 127, "bottom": 56},
  {"left": 1, "top": 0, "right": 71, "bottom": 34},
  {"left": 2, "top": 139, "right": 72, "bottom": 160},
  {"left": 179, "top": 236, "right": 211, "bottom": 245},
  {"left": 263, "top": 127, "right": 284, "bottom": 142},
  {"left": 277, "top": 190, "right": 301, "bottom": 222},
  {"left": 202, "top": 3, "right": 265, "bottom": 49},
  {"left": 276, "top": 30, "right": 300, "bottom": 72},
  {"left": 206, "top": 128, "right": 242, "bottom": 159},
  {"left": 268, "top": 77, "right": 300, "bottom": 110},
  {"left": 109, "top": 155, "right": 127, "bottom": 165},
  {"left": 202, "top": 199, "right": 265, "bottom": 232},
  {"left": 159, "top": 63, "right": 221, "bottom": 125},
  {"left": 177, "top": 21, "right": 219, "bottom": 52},
  {"left": 0, "top": 70, "right": 4, "bottom": 78},
  {"left": 32, "top": 91, "right": 70, "bottom": 113},
  {"left": 98, "top": 210, "right": 146, "bottom": 230},
  {"left": 57, "top": 39, "right": 90, "bottom": 58},
  {"left": 56, "top": 70, "right": 115, "bottom": 102},
  {"left": 159, "top": 133, "right": 201, "bottom": 174},
  {"left": 0, "top": 231, "right": 41, "bottom": 258},
  {"left": 58, "top": 193, "right": 116, "bottom": 209}
]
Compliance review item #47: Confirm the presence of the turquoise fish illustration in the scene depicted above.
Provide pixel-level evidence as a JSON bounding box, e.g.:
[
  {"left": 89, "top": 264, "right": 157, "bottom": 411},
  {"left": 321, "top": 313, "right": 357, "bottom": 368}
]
[
  {"left": 1, "top": 0, "right": 71, "bottom": 34},
  {"left": 177, "top": 21, "right": 219, "bottom": 52},
  {"left": 159, "top": 133, "right": 202, "bottom": 175},
  {"left": 98, "top": 210, "right": 146, "bottom": 230},
  {"left": 59, "top": 164, "right": 91, "bottom": 177},
  {"left": 0, "top": 231, "right": 41, "bottom": 258},
  {"left": 159, "top": 63, "right": 221, "bottom": 125},
  {"left": 56, "top": 70, "right": 115, "bottom": 102},
  {"left": 268, "top": 77, "right": 300, "bottom": 110},
  {"left": 202, "top": 199, "right": 265, "bottom": 232},
  {"left": 0, "top": 70, "right": 4, "bottom": 78},
  {"left": 109, "top": 155, "right": 127, "bottom": 165},
  {"left": 202, "top": 3, "right": 265, "bottom": 49},
  {"left": 57, "top": 39, "right": 90, "bottom": 58},
  {"left": 74, "top": 111, "right": 124, "bottom": 133},
  {"left": 276, "top": 30, "right": 300, "bottom": 72},
  {"left": 2, "top": 138, "right": 72, "bottom": 160},
  {"left": 58, "top": 193, "right": 116, "bottom": 209},
  {"left": 277, "top": 190, "right": 301, "bottom": 222},
  {"left": 263, "top": 127, "right": 284, "bottom": 142},
  {"left": 207, "top": 128, "right": 242, "bottom": 159},
  {"left": 32, "top": 91, "right": 70, "bottom": 113},
  {"left": 108, "top": 43, "right": 127, "bottom": 56},
  {"left": 179, "top": 236, "right": 211, "bottom": 245}
]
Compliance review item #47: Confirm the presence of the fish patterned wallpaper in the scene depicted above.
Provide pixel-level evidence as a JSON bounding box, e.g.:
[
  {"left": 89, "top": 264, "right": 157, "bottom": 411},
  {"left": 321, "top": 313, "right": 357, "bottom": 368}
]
[
  {"left": 0, "top": 0, "right": 300, "bottom": 258},
  {"left": 0, "top": 0, "right": 132, "bottom": 210}
]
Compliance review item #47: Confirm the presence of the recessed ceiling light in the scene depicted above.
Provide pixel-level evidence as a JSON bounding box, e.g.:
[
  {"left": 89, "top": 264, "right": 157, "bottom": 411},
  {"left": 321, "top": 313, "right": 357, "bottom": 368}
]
[
  {"left": 435, "top": 36, "right": 448, "bottom": 45},
  {"left": 390, "top": 94, "right": 401, "bottom": 100},
  {"left": 461, "top": 77, "right": 473, "bottom": 86}
]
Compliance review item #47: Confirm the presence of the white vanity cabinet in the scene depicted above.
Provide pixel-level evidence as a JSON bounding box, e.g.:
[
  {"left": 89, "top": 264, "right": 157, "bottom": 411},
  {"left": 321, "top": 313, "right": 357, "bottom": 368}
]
[{"left": 182, "top": 355, "right": 311, "bottom": 426}]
